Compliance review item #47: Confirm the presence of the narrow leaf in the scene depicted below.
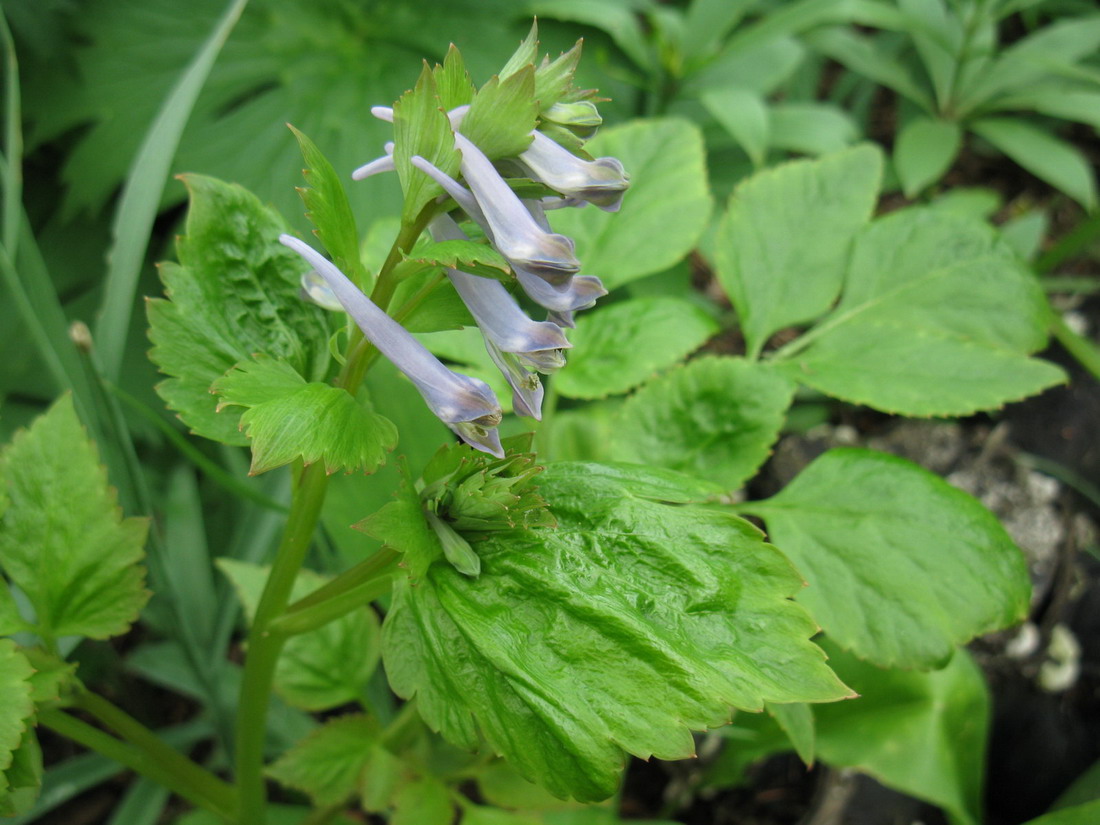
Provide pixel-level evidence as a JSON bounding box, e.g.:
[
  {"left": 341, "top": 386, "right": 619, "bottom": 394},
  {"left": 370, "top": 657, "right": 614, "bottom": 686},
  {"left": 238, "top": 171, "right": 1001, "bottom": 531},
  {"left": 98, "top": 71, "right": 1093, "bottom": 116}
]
[
  {"left": 894, "top": 117, "right": 961, "bottom": 197},
  {"left": 267, "top": 715, "right": 380, "bottom": 806}
]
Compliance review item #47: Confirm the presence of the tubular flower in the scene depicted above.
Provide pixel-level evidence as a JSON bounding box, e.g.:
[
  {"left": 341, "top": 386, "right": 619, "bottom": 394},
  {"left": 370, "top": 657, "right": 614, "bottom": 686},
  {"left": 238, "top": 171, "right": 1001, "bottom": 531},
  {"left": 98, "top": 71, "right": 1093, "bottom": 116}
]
[
  {"left": 518, "top": 130, "right": 630, "bottom": 212},
  {"left": 279, "top": 234, "right": 504, "bottom": 457}
]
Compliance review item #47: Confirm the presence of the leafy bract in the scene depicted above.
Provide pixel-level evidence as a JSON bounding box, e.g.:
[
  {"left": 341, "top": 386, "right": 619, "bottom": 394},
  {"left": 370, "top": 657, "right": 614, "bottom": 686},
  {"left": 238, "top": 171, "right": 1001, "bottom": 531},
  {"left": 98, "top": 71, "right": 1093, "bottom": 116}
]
[
  {"left": 460, "top": 65, "right": 538, "bottom": 161},
  {"left": 218, "top": 559, "right": 382, "bottom": 710},
  {"left": 610, "top": 357, "right": 794, "bottom": 491},
  {"left": 549, "top": 119, "right": 711, "bottom": 291},
  {"left": 773, "top": 206, "right": 1066, "bottom": 416},
  {"left": 381, "top": 462, "right": 850, "bottom": 801},
  {"left": 147, "top": 175, "right": 331, "bottom": 445},
  {"left": 290, "top": 125, "right": 367, "bottom": 287},
  {"left": 554, "top": 297, "right": 719, "bottom": 399},
  {"left": 393, "top": 65, "right": 463, "bottom": 224},
  {"left": 741, "top": 448, "right": 1031, "bottom": 669},
  {"left": 267, "top": 715, "right": 380, "bottom": 806},
  {"left": 212, "top": 357, "right": 397, "bottom": 475},
  {"left": 815, "top": 641, "right": 990, "bottom": 825},
  {"left": 714, "top": 144, "right": 882, "bottom": 357},
  {"left": 405, "top": 240, "right": 511, "bottom": 281},
  {"left": 0, "top": 641, "right": 34, "bottom": 811},
  {"left": 0, "top": 396, "right": 149, "bottom": 640}
]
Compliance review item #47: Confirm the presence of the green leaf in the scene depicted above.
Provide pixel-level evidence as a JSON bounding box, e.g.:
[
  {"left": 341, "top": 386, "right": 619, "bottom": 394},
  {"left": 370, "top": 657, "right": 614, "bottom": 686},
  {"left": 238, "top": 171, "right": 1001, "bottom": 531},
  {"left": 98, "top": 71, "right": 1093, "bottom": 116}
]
[
  {"left": 0, "top": 728, "right": 42, "bottom": 817},
  {"left": 392, "top": 777, "right": 454, "bottom": 825},
  {"left": 434, "top": 45, "right": 476, "bottom": 110},
  {"left": 773, "top": 206, "right": 1066, "bottom": 416},
  {"left": 768, "top": 103, "right": 858, "bottom": 155},
  {"left": 742, "top": 448, "right": 1032, "bottom": 669},
  {"left": 804, "top": 27, "right": 934, "bottom": 111},
  {"left": 464, "top": 807, "right": 542, "bottom": 825},
  {"left": 548, "top": 119, "right": 711, "bottom": 291},
  {"left": 405, "top": 240, "right": 511, "bottom": 281},
  {"left": 554, "top": 297, "right": 719, "bottom": 400},
  {"left": 477, "top": 761, "right": 581, "bottom": 812},
  {"left": 610, "top": 357, "right": 794, "bottom": 491},
  {"left": 970, "top": 117, "right": 1097, "bottom": 210},
  {"left": 0, "top": 641, "right": 34, "bottom": 810},
  {"left": 715, "top": 144, "right": 883, "bottom": 358},
  {"left": 1022, "top": 801, "right": 1100, "bottom": 825},
  {"left": 390, "top": 271, "right": 475, "bottom": 334},
  {"left": 382, "top": 462, "right": 851, "bottom": 802},
  {"left": 894, "top": 117, "right": 961, "bottom": 197},
  {"left": 212, "top": 356, "right": 397, "bottom": 475},
  {"left": 701, "top": 88, "right": 769, "bottom": 167},
  {"left": 289, "top": 125, "right": 367, "bottom": 287},
  {"left": 393, "top": 65, "right": 463, "bottom": 224},
  {"left": 218, "top": 559, "right": 382, "bottom": 710},
  {"left": 174, "top": 804, "right": 359, "bottom": 825},
  {"left": 147, "top": 175, "right": 331, "bottom": 446},
  {"left": 767, "top": 702, "right": 814, "bottom": 766},
  {"left": 0, "top": 395, "right": 149, "bottom": 640},
  {"left": 460, "top": 65, "right": 538, "bottom": 161},
  {"left": 815, "top": 641, "right": 989, "bottom": 825},
  {"left": 267, "top": 714, "right": 380, "bottom": 806}
]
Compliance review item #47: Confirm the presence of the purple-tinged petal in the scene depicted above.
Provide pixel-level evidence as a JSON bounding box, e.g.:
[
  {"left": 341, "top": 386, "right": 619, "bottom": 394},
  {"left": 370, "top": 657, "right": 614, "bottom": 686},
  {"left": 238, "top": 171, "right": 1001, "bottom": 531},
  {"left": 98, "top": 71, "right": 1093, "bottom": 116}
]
[
  {"left": 453, "top": 132, "right": 580, "bottom": 285},
  {"left": 515, "top": 267, "right": 606, "bottom": 313},
  {"left": 547, "top": 309, "right": 576, "bottom": 329},
  {"left": 519, "top": 130, "right": 630, "bottom": 212},
  {"left": 278, "top": 234, "right": 504, "bottom": 457},
  {"left": 484, "top": 338, "right": 544, "bottom": 420},
  {"left": 300, "top": 269, "right": 344, "bottom": 311},
  {"left": 371, "top": 106, "right": 394, "bottom": 123},
  {"left": 410, "top": 155, "right": 487, "bottom": 225}
]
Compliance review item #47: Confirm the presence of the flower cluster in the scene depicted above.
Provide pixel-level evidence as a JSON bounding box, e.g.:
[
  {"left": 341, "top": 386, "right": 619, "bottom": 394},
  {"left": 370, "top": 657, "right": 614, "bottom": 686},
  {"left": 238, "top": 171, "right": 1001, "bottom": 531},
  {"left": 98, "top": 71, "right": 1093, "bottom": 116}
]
[{"left": 280, "top": 41, "right": 629, "bottom": 457}]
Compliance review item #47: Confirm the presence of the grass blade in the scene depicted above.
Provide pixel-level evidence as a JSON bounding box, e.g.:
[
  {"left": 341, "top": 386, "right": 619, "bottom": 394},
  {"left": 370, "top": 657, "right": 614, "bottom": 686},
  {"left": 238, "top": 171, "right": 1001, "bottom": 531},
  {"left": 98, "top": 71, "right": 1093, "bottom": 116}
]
[{"left": 95, "top": 0, "right": 250, "bottom": 380}]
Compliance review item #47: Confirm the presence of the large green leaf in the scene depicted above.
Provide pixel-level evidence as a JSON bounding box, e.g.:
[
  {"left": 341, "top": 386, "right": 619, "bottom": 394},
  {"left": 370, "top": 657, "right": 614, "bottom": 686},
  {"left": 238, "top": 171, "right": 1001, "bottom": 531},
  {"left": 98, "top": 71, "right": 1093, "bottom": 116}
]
[
  {"left": 610, "top": 357, "right": 794, "bottom": 491},
  {"left": 0, "top": 396, "right": 149, "bottom": 640},
  {"left": 714, "top": 144, "right": 882, "bottom": 358},
  {"left": 218, "top": 559, "right": 382, "bottom": 710},
  {"left": 548, "top": 119, "right": 712, "bottom": 291},
  {"left": 266, "top": 715, "right": 380, "bottom": 806},
  {"left": 212, "top": 357, "right": 397, "bottom": 475},
  {"left": 147, "top": 175, "right": 331, "bottom": 445},
  {"left": 554, "top": 297, "right": 719, "bottom": 400},
  {"left": 0, "top": 641, "right": 34, "bottom": 811},
  {"left": 894, "top": 117, "right": 961, "bottom": 197},
  {"left": 381, "top": 461, "right": 850, "bottom": 802},
  {"left": 772, "top": 206, "right": 1066, "bottom": 416},
  {"left": 25, "top": 0, "right": 523, "bottom": 225},
  {"left": 815, "top": 641, "right": 989, "bottom": 825},
  {"left": 741, "top": 448, "right": 1031, "bottom": 669}
]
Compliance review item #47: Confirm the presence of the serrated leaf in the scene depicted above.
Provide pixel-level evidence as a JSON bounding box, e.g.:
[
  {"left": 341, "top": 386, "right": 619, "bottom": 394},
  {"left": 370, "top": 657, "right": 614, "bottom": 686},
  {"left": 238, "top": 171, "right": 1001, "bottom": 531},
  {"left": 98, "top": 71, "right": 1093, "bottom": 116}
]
[
  {"left": 147, "top": 175, "right": 331, "bottom": 445},
  {"left": 0, "top": 583, "right": 28, "bottom": 636},
  {"left": 549, "top": 119, "right": 711, "bottom": 291},
  {"left": 23, "top": 648, "right": 77, "bottom": 707},
  {"left": 218, "top": 559, "right": 382, "bottom": 710},
  {"left": 554, "top": 297, "right": 719, "bottom": 400},
  {"left": 434, "top": 45, "right": 476, "bottom": 110},
  {"left": 611, "top": 357, "right": 794, "bottom": 492},
  {"left": 773, "top": 207, "right": 1066, "bottom": 416},
  {"left": 406, "top": 240, "right": 511, "bottom": 280},
  {"left": 393, "top": 65, "right": 463, "bottom": 224},
  {"left": 0, "top": 726, "right": 42, "bottom": 817},
  {"left": 0, "top": 640, "right": 34, "bottom": 807},
  {"left": 535, "top": 40, "right": 583, "bottom": 111},
  {"left": 742, "top": 448, "right": 1032, "bottom": 669},
  {"left": 715, "top": 145, "right": 883, "bottom": 357},
  {"left": 289, "top": 125, "right": 366, "bottom": 286},
  {"left": 0, "top": 396, "right": 149, "bottom": 640},
  {"left": 815, "top": 640, "right": 989, "bottom": 825},
  {"left": 461, "top": 65, "right": 538, "bottom": 161},
  {"left": 212, "top": 356, "right": 397, "bottom": 475},
  {"left": 267, "top": 714, "right": 380, "bottom": 806},
  {"left": 970, "top": 117, "right": 1097, "bottom": 210},
  {"left": 894, "top": 117, "right": 961, "bottom": 196},
  {"left": 382, "top": 462, "right": 850, "bottom": 802}
]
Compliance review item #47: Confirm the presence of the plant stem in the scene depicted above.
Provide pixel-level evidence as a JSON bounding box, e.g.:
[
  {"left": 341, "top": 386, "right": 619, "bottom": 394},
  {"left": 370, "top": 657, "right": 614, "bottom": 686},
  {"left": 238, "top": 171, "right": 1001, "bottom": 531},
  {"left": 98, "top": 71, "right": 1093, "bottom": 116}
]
[
  {"left": 269, "top": 564, "right": 396, "bottom": 637},
  {"left": 1049, "top": 310, "right": 1100, "bottom": 382},
  {"left": 234, "top": 460, "right": 330, "bottom": 824},
  {"left": 40, "top": 705, "right": 236, "bottom": 823}
]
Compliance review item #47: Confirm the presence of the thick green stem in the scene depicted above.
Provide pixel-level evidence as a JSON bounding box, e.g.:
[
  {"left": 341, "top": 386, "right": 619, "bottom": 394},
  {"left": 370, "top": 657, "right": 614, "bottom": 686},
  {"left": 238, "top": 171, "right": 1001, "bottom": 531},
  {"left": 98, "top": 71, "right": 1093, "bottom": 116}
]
[
  {"left": 1050, "top": 310, "right": 1100, "bottom": 382},
  {"left": 284, "top": 547, "right": 399, "bottom": 614},
  {"left": 41, "top": 702, "right": 236, "bottom": 823},
  {"left": 234, "top": 460, "right": 330, "bottom": 825}
]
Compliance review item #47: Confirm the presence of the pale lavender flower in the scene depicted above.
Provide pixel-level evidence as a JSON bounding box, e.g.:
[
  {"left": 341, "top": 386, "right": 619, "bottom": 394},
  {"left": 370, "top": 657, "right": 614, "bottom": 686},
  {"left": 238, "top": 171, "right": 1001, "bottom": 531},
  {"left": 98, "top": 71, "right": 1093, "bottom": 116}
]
[
  {"left": 279, "top": 234, "right": 504, "bottom": 457},
  {"left": 518, "top": 130, "right": 629, "bottom": 212},
  {"left": 453, "top": 132, "right": 581, "bottom": 285},
  {"left": 351, "top": 142, "right": 395, "bottom": 180}
]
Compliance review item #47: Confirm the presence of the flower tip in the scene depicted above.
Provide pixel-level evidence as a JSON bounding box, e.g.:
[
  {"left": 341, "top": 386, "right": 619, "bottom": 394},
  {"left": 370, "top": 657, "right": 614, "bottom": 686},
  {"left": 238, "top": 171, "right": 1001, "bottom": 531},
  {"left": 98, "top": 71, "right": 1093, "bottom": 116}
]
[{"left": 370, "top": 106, "right": 395, "bottom": 123}]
